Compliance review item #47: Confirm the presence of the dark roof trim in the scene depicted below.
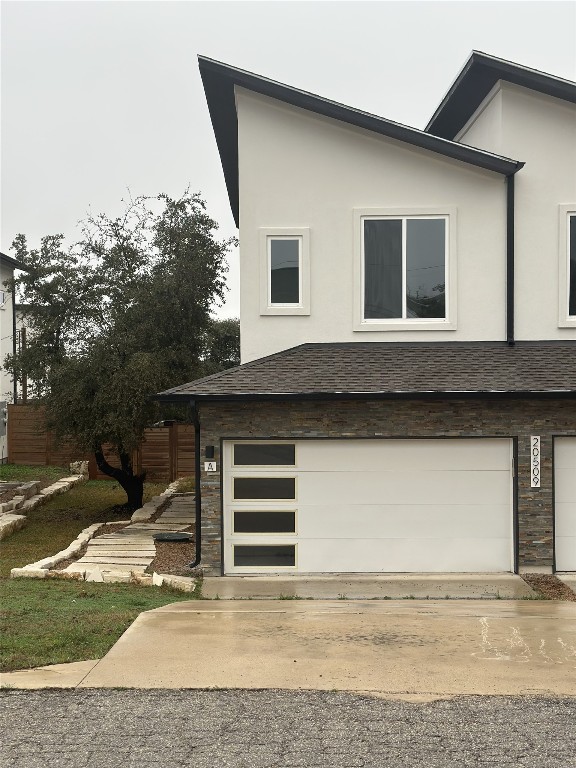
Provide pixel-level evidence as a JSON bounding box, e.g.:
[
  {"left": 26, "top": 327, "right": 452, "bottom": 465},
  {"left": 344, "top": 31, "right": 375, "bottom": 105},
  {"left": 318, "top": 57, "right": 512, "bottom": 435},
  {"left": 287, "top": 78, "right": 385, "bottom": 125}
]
[
  {"left": 0, "top": 252, "right": 28, "bottom": 271},
  {"left": 198, "top": 56, "right": 524, "bottom": 227},
  {"left": 426, "top": 50, "right": 576, "bottom": 140},
  {"left": 156, "top": 390, "right": 576, "bottom": 404}
]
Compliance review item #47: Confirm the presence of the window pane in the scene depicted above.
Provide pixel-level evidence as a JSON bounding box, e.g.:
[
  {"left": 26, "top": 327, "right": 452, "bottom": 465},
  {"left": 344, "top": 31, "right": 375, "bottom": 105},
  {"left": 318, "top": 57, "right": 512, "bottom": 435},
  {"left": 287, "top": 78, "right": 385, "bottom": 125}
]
[
  {"left": 570, "top": 215, "right": 576, "bottom": 317},
  {"left": 234, "top": 545, "right": 296, "bottom": 567},
  {"left": 234, "top": 477, "right": 296, "bottom": 500},
  {"left": 406, "top": 219, "right": 446, "bottom": 319},
  {"left": 270, "top": 239, "right": 300, "bottom": 304},
  {"left": 234, "top": 444, "right": 295, "bottom": 466},
  {"left": 364, "top": 219, "right": 402, "bottom": 318},
  {"left": 234, "top": 511, "right": 296, "bottom": 533}
]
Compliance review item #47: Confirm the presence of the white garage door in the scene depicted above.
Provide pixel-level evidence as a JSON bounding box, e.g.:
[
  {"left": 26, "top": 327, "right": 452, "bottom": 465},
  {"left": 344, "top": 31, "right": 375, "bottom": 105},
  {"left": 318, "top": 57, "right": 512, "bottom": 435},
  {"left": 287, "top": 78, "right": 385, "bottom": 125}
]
[
  {"left": 555, "top": 438, "right": 576, "bottom": 571},
  {"left": 223, "top": 438, "right": 514, "bottom": 574}
]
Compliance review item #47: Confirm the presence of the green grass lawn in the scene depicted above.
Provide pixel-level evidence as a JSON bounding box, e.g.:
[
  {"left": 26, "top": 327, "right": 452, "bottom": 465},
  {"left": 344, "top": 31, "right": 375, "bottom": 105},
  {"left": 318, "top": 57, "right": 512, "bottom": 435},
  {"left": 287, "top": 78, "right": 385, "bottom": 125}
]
[
  {"left": 0, "top": 463, "right": 70, "bottom": 485},
  {"left": 0, "top": 579, "right": 194, "bottom": 672},
  {"left": 0, "top": 470, "right": 196, "bottom": 673}
]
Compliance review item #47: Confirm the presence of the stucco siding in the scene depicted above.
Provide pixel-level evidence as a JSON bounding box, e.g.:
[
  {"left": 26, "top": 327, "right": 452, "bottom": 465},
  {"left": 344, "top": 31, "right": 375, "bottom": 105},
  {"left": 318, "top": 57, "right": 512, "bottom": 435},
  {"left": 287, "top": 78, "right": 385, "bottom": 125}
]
[
  {"left": 457, "top": 82, "right": 576, "bottom": 341},
  {"left": 237, "top": 89, "right": 508, "bottom": 363}
]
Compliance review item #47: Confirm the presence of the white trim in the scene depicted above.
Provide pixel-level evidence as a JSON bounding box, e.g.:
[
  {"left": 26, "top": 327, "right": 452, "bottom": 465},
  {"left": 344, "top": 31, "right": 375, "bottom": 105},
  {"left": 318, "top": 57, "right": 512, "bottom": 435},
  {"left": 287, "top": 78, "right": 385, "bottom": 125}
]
[
  {"left": 558, "top": 206, "right": 576, "bottom": 328},
  {"left": 353, "top": 207, "right": 457, "bottom": 332},
  {"left": 259, "top": 227, "right": 310, "bottom": 316}
]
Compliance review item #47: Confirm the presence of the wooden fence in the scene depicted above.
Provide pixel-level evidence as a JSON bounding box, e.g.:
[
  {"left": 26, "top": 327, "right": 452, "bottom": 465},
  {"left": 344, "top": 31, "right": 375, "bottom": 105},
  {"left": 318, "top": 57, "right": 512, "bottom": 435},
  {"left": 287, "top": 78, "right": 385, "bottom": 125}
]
[{"left": 7, "top": 405, "right": 195, "bottom": 482}]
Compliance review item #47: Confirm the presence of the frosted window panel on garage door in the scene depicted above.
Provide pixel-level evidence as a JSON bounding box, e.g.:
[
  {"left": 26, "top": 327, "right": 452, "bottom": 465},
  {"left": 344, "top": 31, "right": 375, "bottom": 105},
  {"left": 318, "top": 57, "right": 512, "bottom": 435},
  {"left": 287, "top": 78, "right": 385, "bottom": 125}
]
[
  {"left": 233, "top": 443, "right": 296, "bottom": 466},
  {"left": 233, "top": 510, "right": 296, "bottom": 533},
  {"left": 233, "top": 477, "right": 296, "bottom": 500},
  {"left": 234, "top": 545, "right": 296, "bottom": 567}
]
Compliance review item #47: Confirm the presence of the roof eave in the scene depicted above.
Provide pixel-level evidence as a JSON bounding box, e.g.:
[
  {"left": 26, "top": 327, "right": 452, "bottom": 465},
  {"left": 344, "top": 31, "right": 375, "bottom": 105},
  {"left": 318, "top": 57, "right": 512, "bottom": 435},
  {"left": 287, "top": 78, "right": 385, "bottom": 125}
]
[
  {"left": 426, "top": 50, "right": 576, "bottom": 139},
  {"left": 154, "top": 389, "right": 576, "bottom": 404},
  {"left": 198, "top": 55, "right": 524, "bottom": 226}
]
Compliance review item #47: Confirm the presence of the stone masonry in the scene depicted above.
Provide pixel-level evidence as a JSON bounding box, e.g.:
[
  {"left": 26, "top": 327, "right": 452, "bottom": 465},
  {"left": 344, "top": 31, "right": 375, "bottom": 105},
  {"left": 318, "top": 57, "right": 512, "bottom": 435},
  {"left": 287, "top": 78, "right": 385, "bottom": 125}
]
[{"left": 197, "top": 398, "right": 576, "bottom": 575}]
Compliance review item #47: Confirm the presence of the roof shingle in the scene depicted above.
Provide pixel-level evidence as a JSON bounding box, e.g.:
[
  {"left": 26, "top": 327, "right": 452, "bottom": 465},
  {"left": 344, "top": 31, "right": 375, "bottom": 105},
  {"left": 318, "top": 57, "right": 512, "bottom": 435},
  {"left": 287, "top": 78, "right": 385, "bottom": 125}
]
[{"left": 156, "top": 342, "right": 576, "bottom": 402}]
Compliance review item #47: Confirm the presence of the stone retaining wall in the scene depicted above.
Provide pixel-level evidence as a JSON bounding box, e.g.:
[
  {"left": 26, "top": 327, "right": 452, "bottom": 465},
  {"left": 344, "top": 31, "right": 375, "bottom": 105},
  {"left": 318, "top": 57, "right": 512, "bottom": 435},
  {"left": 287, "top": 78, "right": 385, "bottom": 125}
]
[{"left": 0, "top": 475, "right": 86, "bottom": 541}]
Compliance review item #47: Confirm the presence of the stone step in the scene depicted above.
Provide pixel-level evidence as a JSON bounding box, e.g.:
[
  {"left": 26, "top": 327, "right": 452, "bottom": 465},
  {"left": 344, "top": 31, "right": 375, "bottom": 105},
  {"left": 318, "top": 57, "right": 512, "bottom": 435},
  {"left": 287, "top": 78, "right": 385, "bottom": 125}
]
[
  {"left": 83, "top": 549, "right": 154, "bottom": 555},
  {"left": 79, "top": 557, "right": 153, "bottom": 565}
]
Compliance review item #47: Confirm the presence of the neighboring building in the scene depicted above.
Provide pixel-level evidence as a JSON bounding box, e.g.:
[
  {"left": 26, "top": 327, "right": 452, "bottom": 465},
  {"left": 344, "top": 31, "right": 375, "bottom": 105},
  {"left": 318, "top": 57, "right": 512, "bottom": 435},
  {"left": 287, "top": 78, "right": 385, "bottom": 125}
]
[
  {"left": 0, "top": 252, "right": 28, "bottom": 462},
  {"left": 158, "top": 52, "right": 576, "bottom": 576}
]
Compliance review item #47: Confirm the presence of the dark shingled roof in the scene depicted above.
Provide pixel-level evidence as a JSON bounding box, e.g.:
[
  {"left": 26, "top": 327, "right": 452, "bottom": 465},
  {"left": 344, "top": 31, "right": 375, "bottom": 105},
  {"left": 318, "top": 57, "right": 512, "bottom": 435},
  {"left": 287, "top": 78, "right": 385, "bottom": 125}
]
[{"left": 156, "top": 342, "right": 576, "bottom": 402}]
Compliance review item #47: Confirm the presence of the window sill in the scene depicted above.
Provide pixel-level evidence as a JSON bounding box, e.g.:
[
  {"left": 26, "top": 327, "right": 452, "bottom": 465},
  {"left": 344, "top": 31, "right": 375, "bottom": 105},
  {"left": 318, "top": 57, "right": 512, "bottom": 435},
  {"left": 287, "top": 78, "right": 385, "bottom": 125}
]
[
  {"left": 558, "top": 318, "right": 576, "bottom": 328},
  {"left": 354, "top": 319, "right": 456, "bottom": 332},
  {"left": 260, "top": 306, "right": 310, "bottom": 316}
]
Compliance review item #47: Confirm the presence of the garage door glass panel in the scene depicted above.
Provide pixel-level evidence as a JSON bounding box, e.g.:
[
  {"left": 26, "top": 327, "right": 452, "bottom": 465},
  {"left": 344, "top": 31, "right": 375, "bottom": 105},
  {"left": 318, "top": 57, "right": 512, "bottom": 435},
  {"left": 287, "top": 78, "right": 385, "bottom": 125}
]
[
  {"left": 234, "top": 444, "right": 295, "bottom": 466},
  {"left": 233, "top": 477, "right": 296, "bottom": 500},
  {"left": 234, "top": 510, "right": 296, "bottom": 533},
  {"left": 234, "top": 545, "right": 296, "bottom": 567}
]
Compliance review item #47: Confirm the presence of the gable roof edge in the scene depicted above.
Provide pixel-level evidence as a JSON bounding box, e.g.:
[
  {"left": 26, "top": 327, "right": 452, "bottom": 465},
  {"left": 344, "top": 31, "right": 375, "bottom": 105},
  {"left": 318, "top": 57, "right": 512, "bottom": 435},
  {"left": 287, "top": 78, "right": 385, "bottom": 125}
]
[{"left": 198, "top": 56, "right": 524, "bottom": 227}]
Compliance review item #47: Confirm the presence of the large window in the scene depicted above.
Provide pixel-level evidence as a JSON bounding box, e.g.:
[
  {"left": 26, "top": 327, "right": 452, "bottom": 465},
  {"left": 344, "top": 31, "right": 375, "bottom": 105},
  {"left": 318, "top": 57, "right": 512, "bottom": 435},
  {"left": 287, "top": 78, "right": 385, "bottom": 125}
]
[{"left": 363, "top": 216, "right": 447, "bottom": 321}]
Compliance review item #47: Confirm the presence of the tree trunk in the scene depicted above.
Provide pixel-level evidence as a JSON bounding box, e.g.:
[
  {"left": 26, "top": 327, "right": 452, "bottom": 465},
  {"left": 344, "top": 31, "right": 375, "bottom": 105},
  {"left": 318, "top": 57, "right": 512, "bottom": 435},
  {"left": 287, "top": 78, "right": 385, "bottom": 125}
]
[{"left": 94, "top": 446, "right": 146, "bottom": 509}]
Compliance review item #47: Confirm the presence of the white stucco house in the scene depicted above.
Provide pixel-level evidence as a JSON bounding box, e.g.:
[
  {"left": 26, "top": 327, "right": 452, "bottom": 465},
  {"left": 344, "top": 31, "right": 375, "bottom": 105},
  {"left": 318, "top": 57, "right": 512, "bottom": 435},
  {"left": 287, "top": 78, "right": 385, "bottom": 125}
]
[
  {"left": 158, "top": 52, "right": 576, "bottom": 577},
  {"left": 0, "top": 251, "right": 28, "bottom": 462}
]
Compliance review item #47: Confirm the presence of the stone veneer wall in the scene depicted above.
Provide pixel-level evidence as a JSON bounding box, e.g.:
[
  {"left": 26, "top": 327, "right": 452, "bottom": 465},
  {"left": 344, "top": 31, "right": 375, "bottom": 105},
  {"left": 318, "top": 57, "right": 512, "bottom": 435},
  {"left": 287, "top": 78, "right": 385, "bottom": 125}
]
[{"left": 197, "top": 398, "right": 576, "bottom": 575}]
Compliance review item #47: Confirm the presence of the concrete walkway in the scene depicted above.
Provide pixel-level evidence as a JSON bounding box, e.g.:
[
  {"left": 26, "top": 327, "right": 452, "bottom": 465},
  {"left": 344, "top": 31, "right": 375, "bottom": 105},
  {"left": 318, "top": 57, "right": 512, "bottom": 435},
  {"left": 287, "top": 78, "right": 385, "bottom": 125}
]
[
  {"left": 63, "top": 495, "right": 194, "bottom": 580},
  {"left": 201, "top": 573, "right": 535, "bottom": 600}
]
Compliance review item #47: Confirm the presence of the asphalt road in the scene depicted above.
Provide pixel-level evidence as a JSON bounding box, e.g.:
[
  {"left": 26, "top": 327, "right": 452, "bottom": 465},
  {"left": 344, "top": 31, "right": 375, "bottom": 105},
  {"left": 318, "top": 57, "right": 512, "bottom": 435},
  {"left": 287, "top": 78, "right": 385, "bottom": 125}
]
[{"left": 1, "top": 690, "right": 574, "bottom": 767}]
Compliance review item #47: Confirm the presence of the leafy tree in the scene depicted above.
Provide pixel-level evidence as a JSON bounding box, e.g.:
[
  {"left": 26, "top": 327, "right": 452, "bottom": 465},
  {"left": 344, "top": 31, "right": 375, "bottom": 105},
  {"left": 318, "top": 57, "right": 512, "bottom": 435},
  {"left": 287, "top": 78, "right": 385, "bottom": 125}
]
[{"left": 5, "top": 192, "right": 238, "bottom": 508}]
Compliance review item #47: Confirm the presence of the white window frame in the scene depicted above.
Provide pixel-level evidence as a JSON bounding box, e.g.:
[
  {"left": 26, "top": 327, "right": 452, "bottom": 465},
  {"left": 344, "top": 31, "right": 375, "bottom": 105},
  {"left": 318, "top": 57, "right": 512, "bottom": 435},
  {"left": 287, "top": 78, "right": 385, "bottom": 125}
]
[
  {"left": 353, "top": 207, "right": 457, "bottom": 331},
  {"left": 259, "top": 227, "right": 310, "bottom": 315},
  {"left": 558, "top": 205, "right": 576, "bottom": 328}
]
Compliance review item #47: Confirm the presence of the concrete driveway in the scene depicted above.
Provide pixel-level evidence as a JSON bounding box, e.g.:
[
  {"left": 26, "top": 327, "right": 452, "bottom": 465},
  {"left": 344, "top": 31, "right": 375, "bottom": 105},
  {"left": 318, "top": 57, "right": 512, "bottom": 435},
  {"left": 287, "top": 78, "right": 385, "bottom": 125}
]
[{"left": 63, "top": 599, "right": 576, "bottom": 697}]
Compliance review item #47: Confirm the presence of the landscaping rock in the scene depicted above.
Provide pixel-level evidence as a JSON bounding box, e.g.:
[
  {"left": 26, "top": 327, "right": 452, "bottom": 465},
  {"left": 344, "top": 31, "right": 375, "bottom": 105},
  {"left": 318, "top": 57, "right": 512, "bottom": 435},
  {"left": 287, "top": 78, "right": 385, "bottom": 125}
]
[
  {"left": 11, "top": 567, "right": 47, "bottom": 578},
  {"left": 0, "top": 514, "right": 27, "bottom": 540}
]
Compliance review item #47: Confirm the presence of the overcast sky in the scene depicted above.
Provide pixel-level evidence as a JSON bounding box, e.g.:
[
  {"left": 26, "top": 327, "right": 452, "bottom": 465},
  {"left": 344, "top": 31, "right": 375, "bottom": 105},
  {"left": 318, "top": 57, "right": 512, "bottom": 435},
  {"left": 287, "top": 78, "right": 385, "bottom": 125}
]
[{"left": 2, "top": 0, "right": 575, "bottom": 317}]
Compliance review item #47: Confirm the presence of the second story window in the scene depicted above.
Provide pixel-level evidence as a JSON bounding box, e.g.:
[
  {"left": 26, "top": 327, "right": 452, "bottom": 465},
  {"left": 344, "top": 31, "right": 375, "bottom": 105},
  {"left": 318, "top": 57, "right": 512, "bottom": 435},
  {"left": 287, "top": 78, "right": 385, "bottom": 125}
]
[
  {"left": 558, "top": 207, "right": 576, "bottom": 328},
  {"left": 569, "top": 213, "right": 576, "bottom": 317},
  {"left": 259, "top": 228, "right": 310, "bottom": 316},
  {"left": 269, "top": 237, "right": 301, "bottom": 306},
  {"left": 363, "top": 216, "right": 447, "bottom": 321}
]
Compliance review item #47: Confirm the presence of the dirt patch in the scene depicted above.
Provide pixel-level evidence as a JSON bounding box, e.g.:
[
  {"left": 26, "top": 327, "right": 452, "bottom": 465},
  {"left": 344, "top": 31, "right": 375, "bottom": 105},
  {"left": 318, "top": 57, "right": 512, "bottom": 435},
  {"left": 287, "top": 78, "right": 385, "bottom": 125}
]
[
  {"left": 147, "top": 530, "right": 197, "bottom": 577},
  {"left": 53, "top": 522, "right": 130, "bottom": 571},
  {"left": 521, "top": 573, "right": 576, "bottom": 601}
]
